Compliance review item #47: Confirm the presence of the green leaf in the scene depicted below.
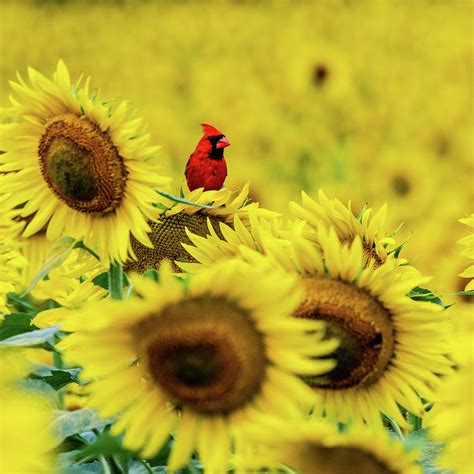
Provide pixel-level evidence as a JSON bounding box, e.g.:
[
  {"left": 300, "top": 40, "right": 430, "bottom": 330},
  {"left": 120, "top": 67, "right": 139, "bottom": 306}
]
[
  {"left": 407, "top": 287, "right": 445, "bottom": 307},
  {"left": 51, "top": 409, "right": 113, "bottom": 446},
  {"left": 30, "top": 368, "right": 81, "bottom": 391},
  {"left": 0, "top": 325, "right": 61, "bottom": 347},
  {"left": 155, "top": 189, "right": 219, "bottom": 209},
  {"left": 91, "top": 271, "right": 109, "bottom": 290},
  {"left": 22, "top": 379, "right": 61, "bottom": 407},
  {"left": 143, "top": 269, "right": 159, "bottom": 282},
  {"left": 0, "top": 312, "right": 36, "bottom": 340},
  {"left": 22, "top": 236, "right": 79, "bottom": 295},
  {"left": 59, "top": 460, "right": 104, "bottom": 474},
  {"left": 449, "top": 290, "right": 474, "bottom": 297},
  {"left": 77, "top": 431, "right": 130, "bottom": 460},
  {"left": 6, "top": 293, "right": 39, "bottom": 313}
]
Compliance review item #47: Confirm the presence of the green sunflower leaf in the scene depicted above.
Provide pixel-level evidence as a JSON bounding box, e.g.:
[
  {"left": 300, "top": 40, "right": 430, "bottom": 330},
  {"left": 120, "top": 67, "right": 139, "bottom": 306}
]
[
  {"left": 0, "top": 325, "right": 61, "bottom": 347},
  {"left": 407, "top": 287, "right": 445, "bottom": 307},
  {"left": 76, "top": 431, "right": 129, "bottom": 460},
  {"left": 29, "top": 367, "right": 81, "bottom": 391},
  {"left": 22, "top": 236, "right": 79, "bottom": 296},
  {"left": 0, "top": 312, "right": 36, "bottom": 340},
  {"left": 51, "top": 409, "right": 114, "bottom": 446}
]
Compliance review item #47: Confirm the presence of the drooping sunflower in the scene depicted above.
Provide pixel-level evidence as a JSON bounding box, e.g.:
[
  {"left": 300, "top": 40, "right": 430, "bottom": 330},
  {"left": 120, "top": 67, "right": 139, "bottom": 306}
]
[
  {"left": 0, "top": 349, "right": 56, "bottom": 472},
  {"left": 289, "top": 189, "right": 398, "bottom": 266},
  {"left": 242, "top": 418, "right": 421, "bottom": 474},
  {"left": 58, "top": 259, "right": 338, "bottom": 472},
  {"left": 458, "top": 214, "right": 474, "bottom": 292},
  {"left": 0, "top": 61, "right": 171, "bottom": 263},
  {"left": 182, "top": 221, "right": 453, "bottom": 427},
  {"left": 124, "top": 182, "right": 276, "bottom": 273}
]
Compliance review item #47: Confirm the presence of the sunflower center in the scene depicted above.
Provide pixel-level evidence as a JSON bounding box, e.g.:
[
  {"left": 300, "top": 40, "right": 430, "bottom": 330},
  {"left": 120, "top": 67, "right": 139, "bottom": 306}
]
[
  {"left": 391, "top": 175, "right": 411, "bottom": 197},
  {"left": 125, "top": 212, "right": 226, "bottom": 273},
  {"left": 291, "top": 443, "right": 397, "bottom": 474},
  {"left": 312, "top": 63, "right": 329, "bottom": 86},
  {"left": 137, "top": 297, "right": 266, "bottom": 414},
  {"left": 38, "top": 113, "right": 127, "bottom": 215},
  {"left": 295, "top": 278, "right": 394, "bottom": 389}
]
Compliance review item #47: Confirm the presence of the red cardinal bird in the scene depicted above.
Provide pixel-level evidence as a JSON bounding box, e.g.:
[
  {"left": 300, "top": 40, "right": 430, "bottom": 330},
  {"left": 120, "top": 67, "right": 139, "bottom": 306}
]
[{"left": 185, "top": 123, "right": 230, "bottom": 191}]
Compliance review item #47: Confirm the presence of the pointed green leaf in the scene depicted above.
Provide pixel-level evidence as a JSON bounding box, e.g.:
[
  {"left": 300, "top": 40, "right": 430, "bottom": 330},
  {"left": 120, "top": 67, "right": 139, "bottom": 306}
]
[{"left": 0, "top": 325, "right": 61, "bottom": 347}]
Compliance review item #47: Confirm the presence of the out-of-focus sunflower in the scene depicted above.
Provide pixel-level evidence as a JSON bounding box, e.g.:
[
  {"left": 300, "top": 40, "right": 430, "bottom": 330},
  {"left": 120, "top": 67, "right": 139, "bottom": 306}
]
[
  {"left": 366, "top": 149, "right": 437, "bottom": 226},
  {"left": 31, "top": 247, "right": 108, "bottom": 329},
  {"left": 0, "top": 233, "right": 27, "bottom": 315},
  {"left": 125, "top": 183, "right": 275, "bottom": 273},
  {"left": 183, "top": 222, "right": 453, "bottom": 426},
  {"left": 0, "top": 350, "right": 56, "bottom": 472},
  {"left": 458, "top": 214, "right": 474, "bottom": 292},
  {"left": 243, "top": 418, "right": 421, "bottom": 474},
  {"left": 0, "top": 61, "right": 170, "bottom": 263},
  {"left": 425, "top": 308, "right": 473, "bottom": 474},
  {"left": 289, "top": 189, "right": 397, "bottom": 265},
  {"left": 58, "top": 259, "right": 337, "bottom": 472}
]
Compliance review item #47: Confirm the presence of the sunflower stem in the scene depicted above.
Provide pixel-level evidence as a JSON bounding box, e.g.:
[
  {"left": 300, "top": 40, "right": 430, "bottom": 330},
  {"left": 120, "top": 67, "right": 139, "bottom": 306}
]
[
  {"left": 108, "top": 263, "right": 124, "bottom": 300},
  {"left": 140, "top": 460, "right": 153, "bottom": 474},
  {"left": 385, "top": 414, "right": 405, "bottom": 440},
  {"left": 99, "top": 455, "right": 112, "bottom": 474}
]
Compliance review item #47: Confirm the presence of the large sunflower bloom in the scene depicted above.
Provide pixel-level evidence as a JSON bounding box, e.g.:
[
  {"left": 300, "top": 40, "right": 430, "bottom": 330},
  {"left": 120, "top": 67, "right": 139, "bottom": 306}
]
[
  {"left": 275, "top": 228, "right": 453, "bottom": 427},
  {"left": 242, "top": 418, "right": 421, "bottom": 474},
  {"left": 58, "top": 259, "right": 338, "bottom": 472},
  {"left": 458, "top": 214, "right": 474, "bottom": 292},
  {"left": 125, "top": 183, "right": 276, "bottom": 273},
  {"left": 0, "top": 350, "right": 56, "bottom": 472},
  {"left": 182, "top": 221, "right": 453, "bottom": 427},
  {"left": 0, "top": 61, "right": 170, "bottom": 263}
]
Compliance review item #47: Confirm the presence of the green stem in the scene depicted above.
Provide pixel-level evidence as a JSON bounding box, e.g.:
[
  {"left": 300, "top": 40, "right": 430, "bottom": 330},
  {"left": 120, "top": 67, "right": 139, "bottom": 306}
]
[
  {"left": 7, "top": 293, "right": 37, "bottom": 312},
  {"left": 108, "top": 263, "right": 124, "bottom": 300},
  {"left": 99, "top": 456, "right": 112, "bottom": 474},
  {"left": 385, "top": 414, "right": 405, "bottom": 440},
  {"left": 140, "top": 460, "right": 153, "bottom": 474},
  {"left": 53, "top": 342, "right": 65, "bottom": 409}
]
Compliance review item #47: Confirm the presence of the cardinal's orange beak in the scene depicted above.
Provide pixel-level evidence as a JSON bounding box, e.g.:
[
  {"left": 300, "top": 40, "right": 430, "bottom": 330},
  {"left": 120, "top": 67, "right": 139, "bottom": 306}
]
[{"left": 216, "top": 137, "right": 230, "bottom": 149}]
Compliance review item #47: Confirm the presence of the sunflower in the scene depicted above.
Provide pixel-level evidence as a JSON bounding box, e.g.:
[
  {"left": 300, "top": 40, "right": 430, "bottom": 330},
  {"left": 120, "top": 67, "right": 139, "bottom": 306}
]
[
  {"left": 182, "top": 222, "right": 453, "bottom": 427},
  {"left": 31, "top": 247, "right": 108, "bottom": 329},
  {"left": 425, "top": 308, "right": 474, "bottom": 474},
  {"left": 243, "top": 418, "right": 421, "bottom": 474},
  {"left": 125, "top": 182, "right": 276, "bottom": 273},
  {"left": 58, "top": 259, "right": 338, "bottom": 472},
  {"left": 458, "top": 214, "right": 474, "bottom": 292},
  {"left": 0, "top": 61, "right": 171, "bottom": 263},
  {"left": 177, "top": 209, "right": 290, "bottom": 274},
  {"left": 289, "top": 189, "right": 398, "bottom": 265},
  {"left": 0, "top": 349, "right": 56, "bottom": 472}
]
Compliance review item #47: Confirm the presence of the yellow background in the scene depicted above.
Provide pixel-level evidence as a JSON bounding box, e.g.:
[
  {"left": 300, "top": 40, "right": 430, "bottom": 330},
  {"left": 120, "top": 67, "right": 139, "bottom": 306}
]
[{"left": 1, "top": 0, "right": 472, "bottom": 301}]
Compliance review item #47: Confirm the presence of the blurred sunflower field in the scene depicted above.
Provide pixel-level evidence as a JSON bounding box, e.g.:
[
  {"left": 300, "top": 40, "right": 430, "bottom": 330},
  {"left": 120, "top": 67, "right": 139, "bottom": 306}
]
[{"left": 1, "top": 0, "right": 473, "bottom": 473}]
